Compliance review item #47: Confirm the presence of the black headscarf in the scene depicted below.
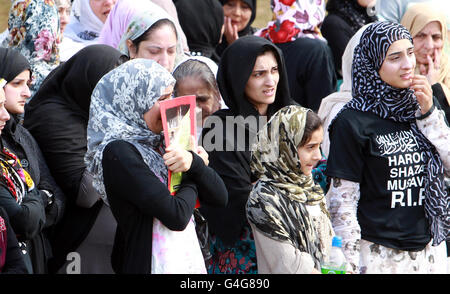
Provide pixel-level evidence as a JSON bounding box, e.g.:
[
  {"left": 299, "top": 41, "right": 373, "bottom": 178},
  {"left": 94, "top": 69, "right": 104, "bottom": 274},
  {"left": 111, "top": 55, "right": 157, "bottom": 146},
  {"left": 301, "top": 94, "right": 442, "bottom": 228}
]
[
  {"left": 0, "top": 48, "right": 31, "bottom": 83},
  {"left": 216, "top": 0, "right": 257, "bottom": 57},
  {"left": 331, "top": 21, "right": 449, "bottom": 246},
  {"left": 217, "top": 35, "right": 292, "bottom": 118},
  {"left": 24, "top": 44, "right": 124, "bottom": 198},
  {"left": 219, "top": 0, "right": 256, "bottom": 36},
  {"left": 175, "top": 0, "right": 224, "bottom": 63},
  {"left": 200, "top": 35, "right": 294, "bottom": 245},
  {"left": 326, "top": 0, "right": 378, "bottom": 34}
]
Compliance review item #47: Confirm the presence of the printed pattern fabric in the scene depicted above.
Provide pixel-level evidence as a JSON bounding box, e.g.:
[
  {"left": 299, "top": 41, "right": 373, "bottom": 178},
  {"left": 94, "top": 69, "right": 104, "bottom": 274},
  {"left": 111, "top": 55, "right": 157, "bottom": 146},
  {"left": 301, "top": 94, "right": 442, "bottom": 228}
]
[
  {"left": 0, "top": 148, "right": 35, "bottom": 205},
  {"left": 327, "top": 178, "right": 448, "bottom": 274},
  {"left": 207, "top": 225, "right": 257, "bottom": 274},
  {"left": 416, "top": 109, "right": 450, "bottom": 178},
  {"left": 3, "top": 0, "right": 60, "bottom": 95},
  {"left": 359, "top": 239, "right": 447, "bottom": 274},
  {"left": 256, "top": 0, "right": 326, "bottom": 43},
  {"left": 85, "top": 59, "right": 175, "bottom": 201},
  {"left": 151, "top": 217, "right": 206, "bottom": 274}
]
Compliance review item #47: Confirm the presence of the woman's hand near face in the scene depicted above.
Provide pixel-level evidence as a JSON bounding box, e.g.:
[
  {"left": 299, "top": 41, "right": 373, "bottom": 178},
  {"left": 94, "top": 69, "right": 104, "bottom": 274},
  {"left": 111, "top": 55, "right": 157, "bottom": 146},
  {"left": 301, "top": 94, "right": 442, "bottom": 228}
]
[
  {"left": 163, "top": 145, "right": 193, "bottom": 173},
  {"left": 224, "top": 16, "right": 239, "bottom": 45},
  {"left": 419, "top": 48, "right": 441, "bottom": 85},
  {"left": 411, "top": 74, "right": 433, "bottom": 114}
]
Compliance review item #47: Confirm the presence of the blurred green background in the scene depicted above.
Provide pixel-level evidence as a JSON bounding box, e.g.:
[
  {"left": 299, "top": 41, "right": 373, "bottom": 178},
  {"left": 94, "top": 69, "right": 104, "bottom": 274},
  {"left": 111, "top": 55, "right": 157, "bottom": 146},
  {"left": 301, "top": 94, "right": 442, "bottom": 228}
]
[{"left": 0, "top": 0, "right": 272, "bottom": 31}]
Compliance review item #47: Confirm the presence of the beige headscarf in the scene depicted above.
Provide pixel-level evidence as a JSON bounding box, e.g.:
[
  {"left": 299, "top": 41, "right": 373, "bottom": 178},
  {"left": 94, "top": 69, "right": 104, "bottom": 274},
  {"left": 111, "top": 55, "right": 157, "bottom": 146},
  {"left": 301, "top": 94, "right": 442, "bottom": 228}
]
[{"left": 401, "top": 3, "right": 450, "bottom": 101}]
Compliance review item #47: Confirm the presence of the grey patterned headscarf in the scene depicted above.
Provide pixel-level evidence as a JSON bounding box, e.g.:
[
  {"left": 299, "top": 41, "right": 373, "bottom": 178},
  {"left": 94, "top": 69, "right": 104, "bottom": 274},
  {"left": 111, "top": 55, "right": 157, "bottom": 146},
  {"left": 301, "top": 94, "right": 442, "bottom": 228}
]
[{"left": 85, "top": 58, "right": 175, "bottom": 199}]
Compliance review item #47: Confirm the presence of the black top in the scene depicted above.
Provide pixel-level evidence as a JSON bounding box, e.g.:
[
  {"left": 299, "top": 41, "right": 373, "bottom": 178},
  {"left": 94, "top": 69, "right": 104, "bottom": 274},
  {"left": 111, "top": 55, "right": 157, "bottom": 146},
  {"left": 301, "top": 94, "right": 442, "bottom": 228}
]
[
  {"left": 175, "top": 0, "right": 224, "bottom": 63},
  {"left": 102, "top": 140, "right": 227, "bottom": 274},
  {"left": 201, "top": 35, "right": 294, "bottom": 245},
  {"left": 326, "top": 109, "right": 431, "bottom": 251},
  {"left": 0, "top": 207, "right": 28, "bottom": 274},
  {"left": 23, "top": 45, "right": 124, "bottom": 273},
  {"left": 276, "top": 37, "right": 337, "bottom": 111},
  {"left": 321, "top": 14, "right": 354, "bottom": 78}
]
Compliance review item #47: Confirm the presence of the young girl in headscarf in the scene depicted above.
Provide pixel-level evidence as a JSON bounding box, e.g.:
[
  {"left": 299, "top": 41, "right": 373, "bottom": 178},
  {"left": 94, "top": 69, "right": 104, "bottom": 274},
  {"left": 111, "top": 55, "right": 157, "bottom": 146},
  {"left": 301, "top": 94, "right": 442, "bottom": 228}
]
[
  {"left": 247, "top": 105, "right": 334, "bottom": 274},
  {"left": 2, "top": 0, "right": 60, "bottom": 96},
  {"left": 256, "top": 0, "right": 336, "bottom": 111},
  {"left": 85, "top": 58, "right": 227, "bottom": 274},
  {"left": 326, "top": 21, "right": 449, "bottom": 274}
]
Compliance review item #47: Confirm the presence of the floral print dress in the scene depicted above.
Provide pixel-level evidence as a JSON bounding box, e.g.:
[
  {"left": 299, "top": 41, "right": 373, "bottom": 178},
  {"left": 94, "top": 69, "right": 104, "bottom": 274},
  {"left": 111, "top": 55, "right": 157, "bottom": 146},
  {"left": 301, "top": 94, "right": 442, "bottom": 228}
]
[{"left": 2, "top": 0, "right": 60, "bottom": 96}]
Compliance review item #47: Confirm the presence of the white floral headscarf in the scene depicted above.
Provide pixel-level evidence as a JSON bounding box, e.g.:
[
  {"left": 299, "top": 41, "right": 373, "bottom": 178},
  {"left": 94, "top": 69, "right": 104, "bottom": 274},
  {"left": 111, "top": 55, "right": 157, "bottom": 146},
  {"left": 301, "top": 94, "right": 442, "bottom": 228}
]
[
  {"left": 85, "top": 58, "right": 175, "bottom": 199},
  {"left": 256, "top": 0, "right": 326, "bottom": 43}
]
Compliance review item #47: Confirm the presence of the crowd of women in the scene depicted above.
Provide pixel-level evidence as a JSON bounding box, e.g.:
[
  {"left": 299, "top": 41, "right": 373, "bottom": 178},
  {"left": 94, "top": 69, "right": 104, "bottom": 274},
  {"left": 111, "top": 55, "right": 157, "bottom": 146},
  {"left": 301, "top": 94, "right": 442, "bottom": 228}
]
[{"left": 0, "top": 0, "right": 449, "bottom": 275}]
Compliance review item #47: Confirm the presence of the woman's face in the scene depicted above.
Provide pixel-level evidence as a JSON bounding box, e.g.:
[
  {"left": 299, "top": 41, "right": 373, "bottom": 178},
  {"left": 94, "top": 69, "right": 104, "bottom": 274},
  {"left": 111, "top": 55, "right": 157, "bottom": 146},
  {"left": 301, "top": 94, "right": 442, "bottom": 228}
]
[
  {"left": 297, "top": 126, "right": 323, "bottom": 177},
  {"left": 58, "top": 2, "right": 71, "bottom": 35},
  {"left": 4, "top": 70, "right": 31, "bottom": 115},
  {"left": 175, "top": 76, "right": 220, "bottom": 124},
  {"left": 223, "top": 0, "right": 252, "bottom": 32},
  {"left": 89, "top": 0, "right": 116, "bottom": 23},
  {"left": 0, "top": 88, "right": 11, "bottom": 135},
  {"left": 127, "top": 24, "right": 178, "bottom": 72},
  {"left": 244, "top": 50, "right": 279, "bottom": 115},
  {"left": 379, "top": 39, "right": 416, "bottom": 89},
  {"left": 412, "top": 21, "right": 443, "bottom": 65},
  {"left": 143, "top": 85, "right": 174, "bottom": 133}
]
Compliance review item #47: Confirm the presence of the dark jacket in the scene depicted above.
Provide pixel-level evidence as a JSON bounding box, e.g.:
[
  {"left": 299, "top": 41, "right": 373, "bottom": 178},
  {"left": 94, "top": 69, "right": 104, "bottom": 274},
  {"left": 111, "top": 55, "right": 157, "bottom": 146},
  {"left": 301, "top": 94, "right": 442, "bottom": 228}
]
[
  {"left": 1, "top": 115, "right": 65, "bottom": 273},
  {"left": 103, "top": 140, "right": 227, "bottom": 273},
  {"left": 0, "top": 207, "right": 28, "bottom": 274}
]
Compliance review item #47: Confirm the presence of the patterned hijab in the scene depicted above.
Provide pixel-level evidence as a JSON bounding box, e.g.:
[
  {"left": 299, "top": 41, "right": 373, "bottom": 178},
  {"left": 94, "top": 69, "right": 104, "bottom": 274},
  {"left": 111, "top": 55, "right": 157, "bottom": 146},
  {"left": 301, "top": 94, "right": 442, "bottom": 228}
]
[
  {"left": 247, "top": 105, "right": 326, "bottom": 269},
  {"left": 2, "top": 0, "right": 60, "bottom": 96},
  {"left": 85, "top": 59, "right": 175, "bottom": 199},
  {"left": 256, "top": 0, "right": 326, "bottom": 43},
  {"left": 334, "top": 21, "right": 449, "bottom": 245}
]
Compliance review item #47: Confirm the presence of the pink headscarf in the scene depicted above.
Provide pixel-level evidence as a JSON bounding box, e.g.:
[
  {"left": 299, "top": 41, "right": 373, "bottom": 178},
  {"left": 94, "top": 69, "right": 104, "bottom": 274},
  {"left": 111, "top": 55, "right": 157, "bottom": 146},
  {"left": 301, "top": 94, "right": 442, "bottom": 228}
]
[
  {"left": 256, "top": 0, "right": 326, "bottom": 43},
  {"left": 97, "top": 0, "right": 141, "bottom": 48},
  {"left": 98, "top": 0, "right": 189, "bottom": 51}
]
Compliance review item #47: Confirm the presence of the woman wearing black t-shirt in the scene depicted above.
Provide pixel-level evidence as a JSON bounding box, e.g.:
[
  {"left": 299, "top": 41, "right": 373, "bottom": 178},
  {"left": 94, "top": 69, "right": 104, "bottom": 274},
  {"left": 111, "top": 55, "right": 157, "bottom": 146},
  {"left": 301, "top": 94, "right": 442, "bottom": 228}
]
[{"left": 326, "top": 21, "right": 449, "bottom": 274}]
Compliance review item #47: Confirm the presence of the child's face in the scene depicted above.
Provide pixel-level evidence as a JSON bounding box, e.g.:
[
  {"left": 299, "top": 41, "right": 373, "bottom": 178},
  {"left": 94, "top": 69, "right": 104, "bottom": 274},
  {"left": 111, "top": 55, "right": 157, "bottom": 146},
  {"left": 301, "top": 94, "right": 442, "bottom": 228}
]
[{"left": 297, "top": 127, "right": 323, "bottom": 176}]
